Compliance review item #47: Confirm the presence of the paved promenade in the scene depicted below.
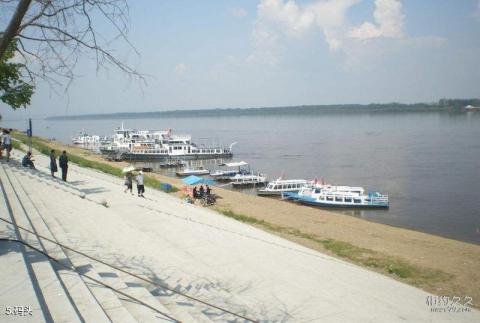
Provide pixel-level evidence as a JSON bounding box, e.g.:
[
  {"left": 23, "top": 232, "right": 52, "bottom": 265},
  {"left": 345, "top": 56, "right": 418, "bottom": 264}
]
[{"left": 0, "top": 148, "right": 478, "bottom": 322}]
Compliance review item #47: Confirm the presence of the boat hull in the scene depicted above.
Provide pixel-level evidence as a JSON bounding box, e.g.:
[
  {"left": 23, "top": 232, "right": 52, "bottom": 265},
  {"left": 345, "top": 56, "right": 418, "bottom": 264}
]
[
  {"left": 283, "top": 192, "right": 389, "bottom": 208},
  {"left": 298, "top": 199, "right": 389, "bottom": 209},
  {"left": 257, "top": 189, "right": 299, "bottom": 196},
  {"left": 175, "top": 171, "right": 210, "bottom": 176},
  {"left": 297, "top": 200, "right": 389, "bottom": 209},
  {"left": 105, "top": 151, "right": 232, "bottom": 161}
]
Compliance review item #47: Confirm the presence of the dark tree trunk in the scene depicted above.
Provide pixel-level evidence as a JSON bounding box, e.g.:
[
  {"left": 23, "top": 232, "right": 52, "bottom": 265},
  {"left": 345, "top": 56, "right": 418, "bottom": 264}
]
[{"left": 0, "top": 0, "right": 32, "bottom": 59}]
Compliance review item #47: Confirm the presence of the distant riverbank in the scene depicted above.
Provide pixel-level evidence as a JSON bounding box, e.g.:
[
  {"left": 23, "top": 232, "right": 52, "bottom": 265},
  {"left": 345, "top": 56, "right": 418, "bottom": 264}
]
[
  {"left": 12, "top": 131, "right": 480, "bottom": 308},
  {"left": 46, "top": 98, "right": 479, "bottom": 120}
]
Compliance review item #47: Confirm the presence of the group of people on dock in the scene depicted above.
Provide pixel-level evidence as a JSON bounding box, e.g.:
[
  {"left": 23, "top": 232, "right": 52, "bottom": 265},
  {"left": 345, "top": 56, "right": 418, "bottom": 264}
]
[{"left": 124, "top": 171, "right": 145, "bottom": 197}]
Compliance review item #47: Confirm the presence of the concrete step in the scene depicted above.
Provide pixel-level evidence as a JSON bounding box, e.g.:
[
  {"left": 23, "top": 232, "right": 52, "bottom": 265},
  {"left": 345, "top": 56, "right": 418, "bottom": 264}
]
[
  {"left": 0, "top": 173, "right": 47, "bottom": 323},
  {"left": 10, "top": 162, "right": 84, "bottom": 197},
  {"left": 94, "top": 263, "right": 178, "bottom": 322},
  {"left": 7, "top": 167, "right": 139, "bottom": 323},
  {"left": 5, "top": 166, "right": 112, "bottom": 323},
  {"left": 4, "top": 155, "right": 252, "bottom": 322},
  {"left": 0, "top": 164, "right": 81, "bottom": 323},
  {"left": 139, "top": 279, "right": 219, "bottom": 323},
  {"left": 65, "top": 251, "right": 139, "bottom": 323},
  {"left": 157, "top": 276, "right": 251, "bottom": 322}
]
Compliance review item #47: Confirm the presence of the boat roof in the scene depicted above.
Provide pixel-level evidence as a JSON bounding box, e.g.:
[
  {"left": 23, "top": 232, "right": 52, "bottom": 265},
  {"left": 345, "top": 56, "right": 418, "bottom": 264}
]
[
  {"left": 323, "top": 185, "right": 364, "bottom": 192},
  {"left": 270, "top": 179, "right": 307, "bottom": 183},
  {"left": 224, "top": 161, "right": 248, "bottom": 167}
]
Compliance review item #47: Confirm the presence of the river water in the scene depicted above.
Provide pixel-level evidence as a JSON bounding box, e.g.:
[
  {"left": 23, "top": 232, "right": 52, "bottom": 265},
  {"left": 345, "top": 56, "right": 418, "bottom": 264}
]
[{"left": 4, "top": 110, "right": 480, "bottom": 244}]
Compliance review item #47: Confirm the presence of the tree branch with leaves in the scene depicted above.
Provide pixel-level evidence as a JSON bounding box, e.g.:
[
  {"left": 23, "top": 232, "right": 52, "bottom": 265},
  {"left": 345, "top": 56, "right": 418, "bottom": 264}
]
[{"left": 0, "top": 0, "right": 142, "bottom": 110}]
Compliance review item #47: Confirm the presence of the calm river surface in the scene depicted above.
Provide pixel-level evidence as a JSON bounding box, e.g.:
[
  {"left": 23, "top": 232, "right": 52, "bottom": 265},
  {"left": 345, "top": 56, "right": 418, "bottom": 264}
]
[{"left": 5, "top": 111, "right": 480, "bottom": 244}]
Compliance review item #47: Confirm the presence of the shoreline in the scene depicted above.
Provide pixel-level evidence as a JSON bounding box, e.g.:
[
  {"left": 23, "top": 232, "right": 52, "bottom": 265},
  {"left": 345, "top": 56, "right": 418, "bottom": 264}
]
[{"left": 12, "top": 132, "right": 480, "bottom": 308}]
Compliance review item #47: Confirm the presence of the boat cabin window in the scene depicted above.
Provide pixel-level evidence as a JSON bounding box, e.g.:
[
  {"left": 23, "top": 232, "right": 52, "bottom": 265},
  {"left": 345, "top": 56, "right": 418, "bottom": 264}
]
[
  {"left": 335, "top": 197, "right": 342, "bottom": 202},
  {"left": 327, "top": 196, "right": 333, "bottom": 201},
  {"left": 354, "top": 199, "right": 361, "bottom": 203},
  {"left": 314, "top": 189, "right": 321, "bottom": 193},
  {"left": 344, "top": 198, "right": 352, "bottom": 202}
]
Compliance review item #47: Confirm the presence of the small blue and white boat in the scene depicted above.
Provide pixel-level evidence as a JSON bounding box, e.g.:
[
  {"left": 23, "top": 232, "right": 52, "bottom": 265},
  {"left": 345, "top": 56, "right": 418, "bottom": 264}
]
[{"left": 284, "top": 185, "right": 389, "bottom": 209}]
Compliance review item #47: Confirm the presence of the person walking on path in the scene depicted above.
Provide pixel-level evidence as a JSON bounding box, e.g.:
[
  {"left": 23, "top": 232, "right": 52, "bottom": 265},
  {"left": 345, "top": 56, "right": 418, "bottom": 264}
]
[
  {"left": 136, "top": 171, "right": 145, "bottom": 197},
  {"left": 59, "top": 150, "right": 69, "bottom": 181},
  {"left": 124, "top": 172, "right": 133, "bottom": 194},
  {"left": 2, "top": 129, "right": 12, "bottom": 162},
  {"left": 49, "top": 150, "right": 58, "bottom": 177}
]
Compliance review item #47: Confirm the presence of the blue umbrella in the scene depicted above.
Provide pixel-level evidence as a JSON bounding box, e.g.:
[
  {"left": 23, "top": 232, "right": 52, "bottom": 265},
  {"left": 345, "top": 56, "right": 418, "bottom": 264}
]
[{"left": 182, "top": 175, "right": 215, "bottom": 186}]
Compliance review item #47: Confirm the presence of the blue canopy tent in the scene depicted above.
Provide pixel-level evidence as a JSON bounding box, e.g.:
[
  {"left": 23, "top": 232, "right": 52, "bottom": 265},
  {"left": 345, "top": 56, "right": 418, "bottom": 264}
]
[{"left": 182, "top": 175, "right": 215, "bottom": 186}]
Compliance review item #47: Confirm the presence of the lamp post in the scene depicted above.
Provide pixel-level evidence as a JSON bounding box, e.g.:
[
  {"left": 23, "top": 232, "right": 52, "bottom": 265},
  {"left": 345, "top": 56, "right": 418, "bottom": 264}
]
[{"left": 27, "top": 118, "right": 32, "bottom": 152}]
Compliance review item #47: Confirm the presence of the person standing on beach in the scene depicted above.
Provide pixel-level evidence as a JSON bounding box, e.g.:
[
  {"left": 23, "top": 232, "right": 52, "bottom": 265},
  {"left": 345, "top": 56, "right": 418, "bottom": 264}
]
[
  {"left": 59, "top": 150, "right": 69, "bottom": 181},
  {"left": 136, "top": 171, "right": 145, "bottom": 197},
  {"left": 124, "top": 172, "right": 133, "bottom": 194},
  {"left": 49, "top": 150, "right": 58, "bottom": 177}
]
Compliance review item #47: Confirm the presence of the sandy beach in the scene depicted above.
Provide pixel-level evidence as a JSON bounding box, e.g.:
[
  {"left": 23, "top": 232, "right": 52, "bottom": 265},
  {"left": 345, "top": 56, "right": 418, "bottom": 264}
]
[{"left": 18, "top": 136, "right": 480, "bottom": 308}]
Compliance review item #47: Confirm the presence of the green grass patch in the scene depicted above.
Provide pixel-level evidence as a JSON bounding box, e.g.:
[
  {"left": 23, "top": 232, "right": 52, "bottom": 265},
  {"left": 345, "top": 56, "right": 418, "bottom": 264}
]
[
  {"left": 11, "top": 131, "right": 180, "bottom": 193},
  {"left": 11, "top": 140, "right": 23, "bottom": 151},
  {"left": 217, "top": 207, "right": 452, "bottom": 287},
  {"left": 217, "top": 209, "right": 281, "bottom": 231}
]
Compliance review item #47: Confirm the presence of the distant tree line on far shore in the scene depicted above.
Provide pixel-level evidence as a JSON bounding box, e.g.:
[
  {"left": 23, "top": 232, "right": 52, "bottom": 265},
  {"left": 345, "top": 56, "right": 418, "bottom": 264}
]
[{"left": 47, "top": 98, "right": 480, "bottom": 121}]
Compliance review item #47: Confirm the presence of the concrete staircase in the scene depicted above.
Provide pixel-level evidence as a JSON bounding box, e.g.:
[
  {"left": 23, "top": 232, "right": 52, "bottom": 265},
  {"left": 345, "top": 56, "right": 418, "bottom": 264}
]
[{"left": 0, "top": 156, "right": 254, "bottom": 322}]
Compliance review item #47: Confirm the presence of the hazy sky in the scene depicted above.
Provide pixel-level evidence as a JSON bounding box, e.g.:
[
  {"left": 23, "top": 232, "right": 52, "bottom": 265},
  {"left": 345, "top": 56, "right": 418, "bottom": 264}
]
[{"left": 1, "top": 0, "right": 480, "bottom": 119}]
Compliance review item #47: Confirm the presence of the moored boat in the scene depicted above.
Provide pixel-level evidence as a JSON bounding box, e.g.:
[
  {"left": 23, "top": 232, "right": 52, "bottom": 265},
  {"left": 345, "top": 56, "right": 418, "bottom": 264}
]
[
  {"left": 99, "top": 124, "right": 235, "bottom": 161},
  {"left": 285, "top": 185, "right": 389, "bottom": 208},
  {"left": 175, "top": 167, "right": 210, "bottom": 176},
  {"left": 72, "top": 132, "right": 100, "bottom": 145},
  {"left": 257, "top": 178, "right": 308, "bottom": 196},
  {"left": 211, "top": 161, "right": 249, "bottom": 181},
  {"left": 230, "top": 173, "right": 267, "bottom": 187}
]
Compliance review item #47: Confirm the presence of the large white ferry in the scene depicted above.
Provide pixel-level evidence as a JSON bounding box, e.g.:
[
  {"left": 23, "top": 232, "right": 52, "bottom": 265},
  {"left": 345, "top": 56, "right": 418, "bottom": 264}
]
[
  {"left": 99, "top": 124, "right": 234, "bottom": 161},
  {"left": 284, "top": 185, "right": 389, "bottom": 208}
]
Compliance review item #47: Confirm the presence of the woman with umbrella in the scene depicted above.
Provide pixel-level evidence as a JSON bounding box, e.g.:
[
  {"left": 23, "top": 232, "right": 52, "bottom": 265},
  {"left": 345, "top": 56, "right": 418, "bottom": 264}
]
[{"left": 123, "top": 165, "right": 135, "bottom": 195}]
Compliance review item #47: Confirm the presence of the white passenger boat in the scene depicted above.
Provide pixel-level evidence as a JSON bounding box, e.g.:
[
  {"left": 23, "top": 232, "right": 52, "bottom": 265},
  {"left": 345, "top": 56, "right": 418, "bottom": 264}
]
[
  {"left": 230, "top": 173, "right": 267, "bottom": 187},
  {"left": 211, "top": 161, "right": 249, "bottom": 181},
  {"left": 72, "top": 132, "right": 100, "bottom": 145},
  {"left": 257, "top": 178, "right": 309, "bottom": 196},
  {"left": 175, "top": 167, "right": 210, "bottom": 176},
  {"left": 100, "top": 124, "right": 235, "bottom": 161},
  {"left": 284, "top": 185, "right": 389, "bottom": 208}
]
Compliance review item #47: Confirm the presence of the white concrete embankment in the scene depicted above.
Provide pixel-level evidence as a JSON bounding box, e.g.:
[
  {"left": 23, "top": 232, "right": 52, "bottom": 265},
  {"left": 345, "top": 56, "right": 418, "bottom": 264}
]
[{"left": 0, "top": 148, "right": 478, "bottom": 322}]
